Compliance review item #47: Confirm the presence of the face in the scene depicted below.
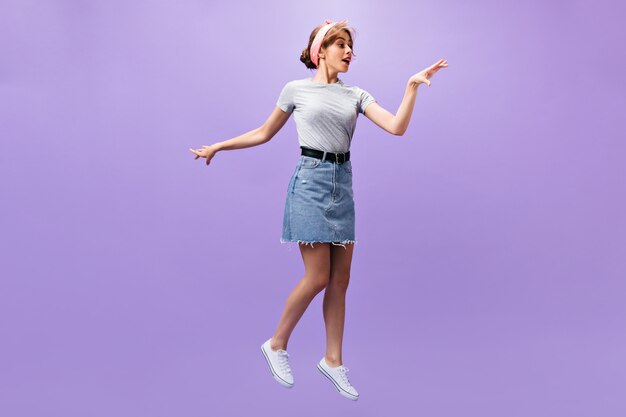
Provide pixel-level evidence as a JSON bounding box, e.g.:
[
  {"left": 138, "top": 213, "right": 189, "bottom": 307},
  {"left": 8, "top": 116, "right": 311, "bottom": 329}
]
[{"left": 320, "top": 30, "right": 353, "bottom": 73}]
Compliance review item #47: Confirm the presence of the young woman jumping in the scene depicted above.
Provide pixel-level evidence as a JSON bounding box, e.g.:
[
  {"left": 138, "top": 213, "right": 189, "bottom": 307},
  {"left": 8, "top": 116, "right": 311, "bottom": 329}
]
[{"left": 189, "top": 19, "right": 447, "bottom": 400}]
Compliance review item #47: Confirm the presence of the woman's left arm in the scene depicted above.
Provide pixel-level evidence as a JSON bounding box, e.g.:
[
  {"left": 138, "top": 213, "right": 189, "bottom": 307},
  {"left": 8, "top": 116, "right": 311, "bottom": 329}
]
[{"left": 364, "top": 58, "right": 448, "bottom": 136}]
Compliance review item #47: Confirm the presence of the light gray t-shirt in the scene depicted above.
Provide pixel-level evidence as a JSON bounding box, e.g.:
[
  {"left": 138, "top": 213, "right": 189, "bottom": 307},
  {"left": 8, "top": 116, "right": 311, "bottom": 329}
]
[{"left": 276, "top": 77, "right": 376, "bottom": 153}]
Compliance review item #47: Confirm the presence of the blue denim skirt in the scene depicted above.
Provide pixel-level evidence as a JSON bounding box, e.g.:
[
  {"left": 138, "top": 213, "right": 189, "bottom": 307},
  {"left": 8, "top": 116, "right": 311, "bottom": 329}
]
[{"left": 280, "top": 155, "right": 356, "bottom": 248}]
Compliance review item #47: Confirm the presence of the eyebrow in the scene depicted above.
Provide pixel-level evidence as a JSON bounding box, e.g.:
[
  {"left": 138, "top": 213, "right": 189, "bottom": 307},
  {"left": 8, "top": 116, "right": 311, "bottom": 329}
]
[{"left": 337, "top": 37, "right": 353, "bottom": 44}]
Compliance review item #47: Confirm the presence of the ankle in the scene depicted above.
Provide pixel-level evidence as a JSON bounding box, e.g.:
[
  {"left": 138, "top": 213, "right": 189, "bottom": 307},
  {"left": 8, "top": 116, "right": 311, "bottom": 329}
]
[
  {"left": 325, "top": 355, "right": 342, "bottom": 367},
  {"left": 270, "top": 337, "right": 287, "bottom": 351}
]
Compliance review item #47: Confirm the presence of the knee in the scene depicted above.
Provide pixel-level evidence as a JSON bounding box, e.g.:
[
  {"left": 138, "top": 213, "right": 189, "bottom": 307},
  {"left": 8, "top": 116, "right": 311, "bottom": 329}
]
[
  {"left": 329, "top": 271, "right": 350, "bottom": 291},
  {"left": 307, "top": 272, "right": 331, "bottom": 292}
]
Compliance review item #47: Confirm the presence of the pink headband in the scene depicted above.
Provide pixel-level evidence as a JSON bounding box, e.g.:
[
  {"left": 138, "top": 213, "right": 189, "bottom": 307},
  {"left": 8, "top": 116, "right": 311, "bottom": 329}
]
[{"left": 310, "top": 19, "right": 350, "bottom": 68}]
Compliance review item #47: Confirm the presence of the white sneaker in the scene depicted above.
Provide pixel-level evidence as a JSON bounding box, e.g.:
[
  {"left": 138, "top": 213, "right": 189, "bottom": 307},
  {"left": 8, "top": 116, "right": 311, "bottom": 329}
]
[
  {"left": 317, "top": 357, "right": 359, "bottom": 400},
  {"left": 261, "top": 338, "right": 294, "bottom": 388}
]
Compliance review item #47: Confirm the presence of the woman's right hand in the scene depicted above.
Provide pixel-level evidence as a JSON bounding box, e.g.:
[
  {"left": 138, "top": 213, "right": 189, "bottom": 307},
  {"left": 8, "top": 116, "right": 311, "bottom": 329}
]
[{"left": 189, "top": 144, "right": 219, "bottom": 166}]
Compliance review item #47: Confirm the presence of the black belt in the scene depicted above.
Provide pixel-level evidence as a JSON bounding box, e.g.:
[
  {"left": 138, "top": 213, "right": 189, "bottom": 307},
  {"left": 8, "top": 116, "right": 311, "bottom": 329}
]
[{"left": 300, "top": 146, "right": 350, "bottom": 164}]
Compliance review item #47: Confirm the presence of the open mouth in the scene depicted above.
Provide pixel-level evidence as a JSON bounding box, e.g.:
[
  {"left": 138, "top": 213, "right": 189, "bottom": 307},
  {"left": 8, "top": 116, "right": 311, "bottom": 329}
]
[{"left": 342, "top": 59, "right": 350, "bottom": 65}]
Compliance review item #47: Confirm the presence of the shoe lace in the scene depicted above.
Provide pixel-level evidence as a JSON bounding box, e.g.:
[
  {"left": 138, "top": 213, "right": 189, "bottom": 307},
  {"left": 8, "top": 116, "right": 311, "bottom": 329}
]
[
  {"left": 337, "top": 366, "right": 352, "bottom": 387},
  {"left": 276, "top": 350, "right": 292, "bottom": 375}
]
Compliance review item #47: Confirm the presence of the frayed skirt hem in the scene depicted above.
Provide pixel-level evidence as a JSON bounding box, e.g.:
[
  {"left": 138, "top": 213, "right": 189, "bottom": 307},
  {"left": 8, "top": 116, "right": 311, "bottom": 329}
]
[{"left": 279, "top": 238, "right": 357, "bottom": 249}]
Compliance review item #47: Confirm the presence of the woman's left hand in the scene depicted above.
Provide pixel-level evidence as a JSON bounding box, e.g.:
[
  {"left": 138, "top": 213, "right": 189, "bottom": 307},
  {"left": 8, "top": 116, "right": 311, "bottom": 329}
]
[{"left": 408, "top": 59, "right": 448, "bottom": 87}]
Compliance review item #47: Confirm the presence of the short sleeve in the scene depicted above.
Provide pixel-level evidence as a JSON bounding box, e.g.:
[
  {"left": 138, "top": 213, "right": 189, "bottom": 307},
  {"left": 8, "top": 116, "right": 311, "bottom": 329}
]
[
  {"left": 358, "top": 87, "right": 376, "bottom": 114},
  {"left": 276, "top": 81, "right": 295, "bottom": 113}
]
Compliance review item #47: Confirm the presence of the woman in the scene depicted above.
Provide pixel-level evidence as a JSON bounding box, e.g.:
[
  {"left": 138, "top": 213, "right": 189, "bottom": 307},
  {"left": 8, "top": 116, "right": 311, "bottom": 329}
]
[{"left": 189, "top": 19, "right": 447, "bottom": 400}]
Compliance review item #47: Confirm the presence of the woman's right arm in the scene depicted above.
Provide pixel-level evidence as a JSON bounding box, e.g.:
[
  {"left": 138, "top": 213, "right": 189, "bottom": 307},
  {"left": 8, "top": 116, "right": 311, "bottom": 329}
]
[
  {"left": 190, "top": 106, "right": 291, "bottom": 164},
  {"left": 216, "top": 106, "right": 291, "bottom": 151}
]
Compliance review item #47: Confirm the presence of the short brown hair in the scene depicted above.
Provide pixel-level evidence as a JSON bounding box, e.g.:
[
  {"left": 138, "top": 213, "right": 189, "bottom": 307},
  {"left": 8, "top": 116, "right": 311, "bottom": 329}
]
[{"left": 300, "top": 22, "right": 358, "bottom": 70}]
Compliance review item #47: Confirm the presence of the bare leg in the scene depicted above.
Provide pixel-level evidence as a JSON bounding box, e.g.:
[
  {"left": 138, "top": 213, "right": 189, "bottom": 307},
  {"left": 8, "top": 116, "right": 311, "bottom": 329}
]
[
  {"left": 270, "top": 243, "right": 331, "bottom": 351},
  {"left": 322, "top": 243, "right": 355, "bottom": 366}
]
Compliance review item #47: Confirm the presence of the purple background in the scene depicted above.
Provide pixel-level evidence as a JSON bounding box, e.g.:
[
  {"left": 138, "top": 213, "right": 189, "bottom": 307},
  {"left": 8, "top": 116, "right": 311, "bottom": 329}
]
[{"left": 1, "top": 0, "right": 624, "bottom": 416}]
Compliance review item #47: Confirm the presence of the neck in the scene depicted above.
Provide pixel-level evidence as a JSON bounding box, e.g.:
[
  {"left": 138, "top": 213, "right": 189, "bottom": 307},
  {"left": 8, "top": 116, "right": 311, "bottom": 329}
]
[{"left": 312, "top": 64, "right": 339, "bottom": 84}]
